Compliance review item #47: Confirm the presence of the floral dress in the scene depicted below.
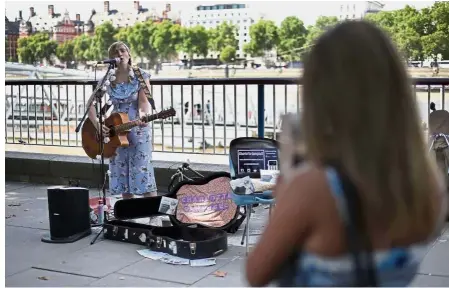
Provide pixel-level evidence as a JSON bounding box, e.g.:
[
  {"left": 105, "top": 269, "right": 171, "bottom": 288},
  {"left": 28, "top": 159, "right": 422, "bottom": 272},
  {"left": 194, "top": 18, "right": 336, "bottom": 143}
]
[{"left": 106, "top": 68, "right": 157, "bottom": 195}]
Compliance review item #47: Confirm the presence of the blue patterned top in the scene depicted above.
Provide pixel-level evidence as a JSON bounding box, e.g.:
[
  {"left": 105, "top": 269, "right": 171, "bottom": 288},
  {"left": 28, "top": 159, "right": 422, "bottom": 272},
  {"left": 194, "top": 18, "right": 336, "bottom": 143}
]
[
  {"left": 107, "top": 68, "right": 150, "bottom": 104},
  {"left": 282, "top": 167, "right": 445, "bottom": 287}
]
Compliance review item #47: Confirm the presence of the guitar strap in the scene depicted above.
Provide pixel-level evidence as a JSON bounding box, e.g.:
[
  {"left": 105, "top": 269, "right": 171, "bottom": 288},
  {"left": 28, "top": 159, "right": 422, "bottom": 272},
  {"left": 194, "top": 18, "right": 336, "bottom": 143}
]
[
  {"left": 133, "top": 67, "right": 157, "bottom": 111},
  {"left": 100, "top": 67, "right": 157, "bottom": 115}
]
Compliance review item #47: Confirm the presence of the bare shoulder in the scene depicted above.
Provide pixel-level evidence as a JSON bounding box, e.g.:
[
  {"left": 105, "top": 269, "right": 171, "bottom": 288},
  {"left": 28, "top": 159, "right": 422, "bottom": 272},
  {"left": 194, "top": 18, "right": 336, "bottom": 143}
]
[{"left": 278, "top": 163, "right": 330, "bottom": 211}]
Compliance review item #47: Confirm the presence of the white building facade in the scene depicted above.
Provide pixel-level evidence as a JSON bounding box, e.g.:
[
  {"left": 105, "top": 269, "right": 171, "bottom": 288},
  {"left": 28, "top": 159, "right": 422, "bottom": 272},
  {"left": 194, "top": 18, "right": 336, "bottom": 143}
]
[
  {"left": 338, "top": 1, "right": 384, "bottom": 20},
  {"left": 181, "top": 3, "right": 258, "bottom": 59}
]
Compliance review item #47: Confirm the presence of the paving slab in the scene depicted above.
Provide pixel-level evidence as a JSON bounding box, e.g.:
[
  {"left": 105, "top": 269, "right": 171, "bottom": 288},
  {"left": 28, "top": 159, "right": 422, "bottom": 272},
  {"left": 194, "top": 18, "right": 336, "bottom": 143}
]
[
  {"left": 418, "top": 226, "right": 449, "bottom": 277},
  {"left": 33, "top": 240, "right": 144, "bottom": 278},
  {"left": 410, "top": 274, "right": 449, "bottom": 287},
  {"left": 193, "top": 256, "right": 247, "bottom": 287},
  {"left": 5, "top": 182, "right": 34, "bottom": 192},
  {"left": 88, "top": 273, "right": 186, "bottom": 287},
  {"left": 6, "top": 268, "right": 96, "bottom": 287},
  {"left": 118, "top": 246, "right": 245, "bottom": 285},
  {"left": 5, "top": 226, "right": 99, "bottom": 277}
]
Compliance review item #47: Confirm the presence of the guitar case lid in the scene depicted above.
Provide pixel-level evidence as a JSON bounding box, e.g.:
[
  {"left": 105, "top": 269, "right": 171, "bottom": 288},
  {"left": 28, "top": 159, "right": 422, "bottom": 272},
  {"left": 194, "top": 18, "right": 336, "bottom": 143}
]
[{"left": 166, "top": 172, "right": 244, "bottom": 233}]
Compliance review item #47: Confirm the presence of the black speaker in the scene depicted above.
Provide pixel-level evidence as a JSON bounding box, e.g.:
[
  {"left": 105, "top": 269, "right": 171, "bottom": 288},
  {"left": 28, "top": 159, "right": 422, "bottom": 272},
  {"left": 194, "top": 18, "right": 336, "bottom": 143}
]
[{"left": 41, "top": 186, "right": 92, "bottom": 243}]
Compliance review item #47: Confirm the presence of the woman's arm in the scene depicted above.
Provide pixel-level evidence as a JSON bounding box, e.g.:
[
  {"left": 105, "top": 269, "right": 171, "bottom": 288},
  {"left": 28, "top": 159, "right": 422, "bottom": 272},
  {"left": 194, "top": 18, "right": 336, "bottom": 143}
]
[
  {"left": 245, "top": 168, "right": 319, "bottom": 286},
  {"left": 87, "top": 82, "right": 109, "bottom": 134}
]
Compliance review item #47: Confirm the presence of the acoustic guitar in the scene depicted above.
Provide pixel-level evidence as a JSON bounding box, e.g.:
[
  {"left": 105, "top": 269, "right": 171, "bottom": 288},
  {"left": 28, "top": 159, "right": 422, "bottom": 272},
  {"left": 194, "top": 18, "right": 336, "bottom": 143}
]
[{"left": 82, "top": 108, "right": 176, "bottom": 159}]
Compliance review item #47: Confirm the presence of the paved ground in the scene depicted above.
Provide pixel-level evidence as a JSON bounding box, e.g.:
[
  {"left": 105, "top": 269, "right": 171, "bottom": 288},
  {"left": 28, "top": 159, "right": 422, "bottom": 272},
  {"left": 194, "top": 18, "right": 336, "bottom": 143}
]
[{"left": 5, "top": 181, "right": 449, "bottom": 287}]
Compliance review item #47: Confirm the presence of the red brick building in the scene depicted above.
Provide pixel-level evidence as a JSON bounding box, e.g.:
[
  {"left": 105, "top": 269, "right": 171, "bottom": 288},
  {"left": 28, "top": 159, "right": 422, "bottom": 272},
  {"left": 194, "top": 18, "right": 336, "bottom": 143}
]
[
  {"left": 5, "top": 14, "right": 20, "bottom": 61},
  {"left": 19, "top": 5, "right": 86, "bottom": 43},
  {"left": 53, "top": 10, "right": 78, "bottom": 43}
]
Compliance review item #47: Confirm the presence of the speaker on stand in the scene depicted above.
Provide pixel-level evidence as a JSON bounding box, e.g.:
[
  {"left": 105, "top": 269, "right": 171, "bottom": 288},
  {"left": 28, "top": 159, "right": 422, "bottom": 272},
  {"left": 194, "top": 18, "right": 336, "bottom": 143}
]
[{"left": 42, "top": 186, "right": 92, "bottom": 243}]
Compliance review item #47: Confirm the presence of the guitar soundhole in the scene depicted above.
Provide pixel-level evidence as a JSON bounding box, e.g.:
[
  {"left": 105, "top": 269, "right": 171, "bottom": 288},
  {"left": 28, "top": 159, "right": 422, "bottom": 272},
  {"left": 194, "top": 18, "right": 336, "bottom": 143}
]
[{"left": 95, "top": 127, "right": 115, "bottom": 142}]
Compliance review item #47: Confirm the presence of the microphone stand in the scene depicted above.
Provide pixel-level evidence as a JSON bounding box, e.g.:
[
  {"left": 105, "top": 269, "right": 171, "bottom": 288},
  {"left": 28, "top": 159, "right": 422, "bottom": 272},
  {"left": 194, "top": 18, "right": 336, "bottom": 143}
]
[
  {"left": 75, "top": 61, "right": 116, "bottom": 245},
  {"left": 90, "top": 62, "right": 117, "bottom": 245}
]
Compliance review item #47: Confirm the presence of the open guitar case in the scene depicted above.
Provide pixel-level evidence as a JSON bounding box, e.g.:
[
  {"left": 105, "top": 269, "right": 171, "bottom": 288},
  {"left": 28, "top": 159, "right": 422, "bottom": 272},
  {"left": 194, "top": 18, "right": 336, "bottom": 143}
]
[{"left": 103, "top": 172, "right": 243, "bottom": 260}]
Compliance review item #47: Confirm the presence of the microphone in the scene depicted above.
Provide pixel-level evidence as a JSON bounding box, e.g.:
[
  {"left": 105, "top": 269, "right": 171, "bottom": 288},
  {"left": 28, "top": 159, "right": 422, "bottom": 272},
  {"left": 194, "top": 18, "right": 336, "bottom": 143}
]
[{"left": 96, "top": 58, "right": 120, "bottom": 65}]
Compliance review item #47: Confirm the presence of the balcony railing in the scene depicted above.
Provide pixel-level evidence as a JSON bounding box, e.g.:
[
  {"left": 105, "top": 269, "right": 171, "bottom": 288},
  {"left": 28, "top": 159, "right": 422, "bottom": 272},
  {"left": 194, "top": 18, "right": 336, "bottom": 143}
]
[{"left": 5, "top": 77, "right": 449, "bottom": 155}]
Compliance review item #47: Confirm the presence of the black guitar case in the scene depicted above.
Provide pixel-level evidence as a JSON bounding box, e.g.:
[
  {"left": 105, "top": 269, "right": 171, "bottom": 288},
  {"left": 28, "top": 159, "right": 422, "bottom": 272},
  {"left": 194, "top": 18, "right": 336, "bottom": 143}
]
[
  {"left": 103, "top": 220, "right": 228, "bottom": 260},
  {"left": 113, "top": 172, "right": 246, "bottom": 233},
  {"left": 107, "top": 172, "right": 240, "bottom": 259},
  {"left": 148, "top": 226, "right": 227, "bottom": 259}
]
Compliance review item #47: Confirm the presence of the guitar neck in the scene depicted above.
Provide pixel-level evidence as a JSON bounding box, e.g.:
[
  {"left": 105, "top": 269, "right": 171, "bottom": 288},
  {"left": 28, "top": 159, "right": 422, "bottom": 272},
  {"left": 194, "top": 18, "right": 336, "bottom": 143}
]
[{"left": 114, "top": 114, "right": 158, "bottom": 133}]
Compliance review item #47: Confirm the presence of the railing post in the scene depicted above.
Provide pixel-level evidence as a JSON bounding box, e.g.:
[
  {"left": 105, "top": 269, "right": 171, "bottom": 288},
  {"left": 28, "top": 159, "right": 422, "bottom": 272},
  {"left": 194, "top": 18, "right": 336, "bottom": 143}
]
[{"left": 257, "top": 84, "right": 265, "bottom": 138}]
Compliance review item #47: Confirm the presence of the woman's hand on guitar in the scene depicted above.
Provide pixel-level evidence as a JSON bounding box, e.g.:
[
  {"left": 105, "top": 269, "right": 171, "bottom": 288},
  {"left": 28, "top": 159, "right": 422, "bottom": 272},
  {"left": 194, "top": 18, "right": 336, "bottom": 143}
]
[
  {"left": 137, "top": 119, "right": 148, "bottom": 127},
  {"left": 97, "top": 123, "right": 110, "bottom": 136}
]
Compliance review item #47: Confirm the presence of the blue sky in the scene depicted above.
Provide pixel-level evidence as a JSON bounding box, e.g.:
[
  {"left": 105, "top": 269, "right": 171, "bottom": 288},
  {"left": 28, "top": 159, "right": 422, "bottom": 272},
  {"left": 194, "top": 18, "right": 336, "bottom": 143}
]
[{"left": 5, "top": 1, "right": 435, "bottom": 26}]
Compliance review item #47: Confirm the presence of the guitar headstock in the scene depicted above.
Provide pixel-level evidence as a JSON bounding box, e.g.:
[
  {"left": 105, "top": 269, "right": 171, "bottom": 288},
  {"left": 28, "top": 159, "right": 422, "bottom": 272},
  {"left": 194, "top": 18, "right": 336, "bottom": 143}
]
[
  {"left": 156, "top": 107, "right": 176, "bottom": 119},
  {"left": 143, "top": 107, "right": 176, "bottom": 123}
]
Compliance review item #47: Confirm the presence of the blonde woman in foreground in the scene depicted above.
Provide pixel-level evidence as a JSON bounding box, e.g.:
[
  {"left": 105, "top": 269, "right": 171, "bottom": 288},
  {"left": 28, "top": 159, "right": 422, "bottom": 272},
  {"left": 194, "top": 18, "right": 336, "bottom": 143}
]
[{"left": 246, "top": 20, "right": 447, "bottom": 287}]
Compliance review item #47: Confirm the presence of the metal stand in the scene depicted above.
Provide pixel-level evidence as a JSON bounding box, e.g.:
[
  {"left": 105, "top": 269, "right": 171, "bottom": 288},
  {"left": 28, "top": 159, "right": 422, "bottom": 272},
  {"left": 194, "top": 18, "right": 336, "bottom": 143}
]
[{"left": 75, "top": 62, "right": 116, "bottom": 245}]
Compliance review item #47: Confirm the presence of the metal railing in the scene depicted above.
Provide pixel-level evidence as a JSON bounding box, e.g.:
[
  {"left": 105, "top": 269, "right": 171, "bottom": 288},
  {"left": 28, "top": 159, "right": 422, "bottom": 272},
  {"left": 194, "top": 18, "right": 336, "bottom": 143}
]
[{"left": 5, "top": 77, "right": 449, "bottom": 155}]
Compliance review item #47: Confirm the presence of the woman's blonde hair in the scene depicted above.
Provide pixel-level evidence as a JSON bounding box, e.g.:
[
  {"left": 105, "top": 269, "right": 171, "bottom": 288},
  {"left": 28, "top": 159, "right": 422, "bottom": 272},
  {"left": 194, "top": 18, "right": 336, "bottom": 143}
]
[
  {"left": 107, "top": 41, "right": 133, "bottom": 86},
  {"left": 301, "top": 20, "right": 438, "bottom": 236},
  {"left": 108, "top": 41, "right": 132, "bottom": 66}
]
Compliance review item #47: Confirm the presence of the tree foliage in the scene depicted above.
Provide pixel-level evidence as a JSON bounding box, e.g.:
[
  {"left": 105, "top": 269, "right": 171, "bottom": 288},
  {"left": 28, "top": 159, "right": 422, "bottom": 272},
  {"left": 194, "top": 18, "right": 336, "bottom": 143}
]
[
  {"left": 72, "top": 34, "right": 95, "bottom": 63},
  {"left": 220, "top": 46, "right": 236, "bottom": 63},
  {"left": 152, "top": 20, "right": 182, "bottom": 62},
  {"left": 304, "top": 16, "right": 339, "bottom": 48},
  {"left": 180, "top": 25, "right": 209, "bottom": 66},
  {"left": 365, "top": 2, "right": 449, "bottom": 62},
  {"left": 17, "top": 32, "right": 58, "bottom": 64},
  {"left": 90, "top": 21, "right": 117, "bottom": 60},
  {"left": 19, "top": 2, "right": 449, "bottom": 67},
  {"left": 277, "top": 16, "right": 308, "bottom": 61},
  {"left": 56, "top": 39, "right": 75, "bottom": 64},
  {"left": 244, "top": 19, "right": 279, "bottom": 57}
]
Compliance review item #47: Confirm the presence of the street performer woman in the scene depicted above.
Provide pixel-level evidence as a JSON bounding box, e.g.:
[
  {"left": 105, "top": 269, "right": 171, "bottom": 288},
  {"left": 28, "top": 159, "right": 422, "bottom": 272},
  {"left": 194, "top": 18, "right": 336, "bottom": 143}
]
[{"left": 87, "top": 42, "right": 159, "bottom": 223}]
